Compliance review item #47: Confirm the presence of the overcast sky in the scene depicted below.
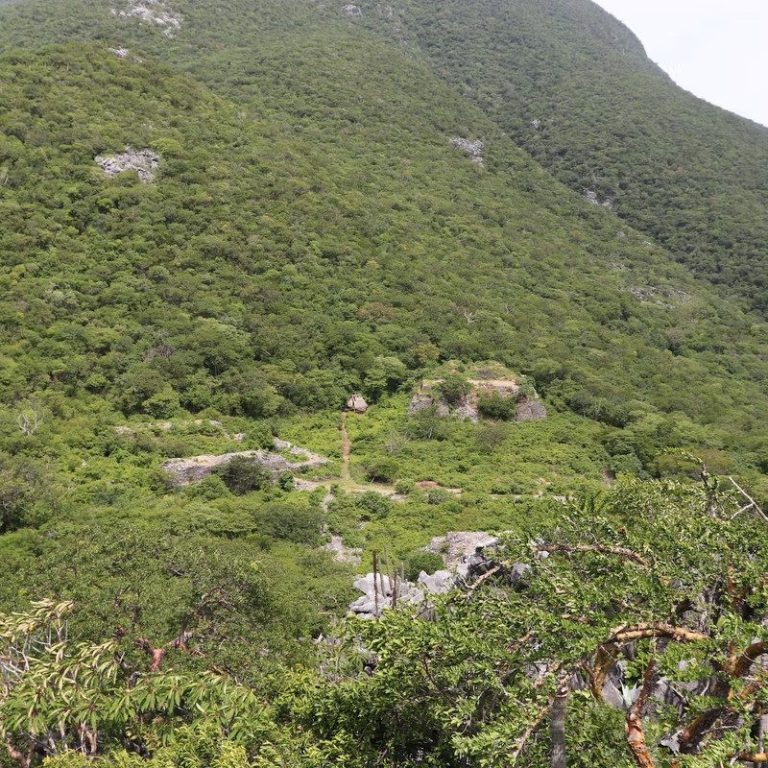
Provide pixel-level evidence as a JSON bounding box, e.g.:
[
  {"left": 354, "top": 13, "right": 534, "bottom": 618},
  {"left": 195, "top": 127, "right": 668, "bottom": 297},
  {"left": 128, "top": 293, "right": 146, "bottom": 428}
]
[{"left": 592, "top": 0, "right": 768, "bottom": 127}]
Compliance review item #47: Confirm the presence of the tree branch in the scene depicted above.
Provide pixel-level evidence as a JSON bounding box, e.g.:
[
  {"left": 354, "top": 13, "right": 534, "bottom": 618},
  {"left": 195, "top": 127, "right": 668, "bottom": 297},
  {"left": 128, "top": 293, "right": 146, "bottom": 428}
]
[
  {"left": 510, "top": 672, "right": 571, "bottom": 765},
  {"left": 609, "top": 623, "right": 708, "bottom": 644},
  {"left": 725, "top": 641, "right": 768, "bottom": 678},
  {"left": 535, "top": 543, "right": 648, "bottom": 567},
  {"left": 625, "top": 657, "right": 657, "bottom": 768}
]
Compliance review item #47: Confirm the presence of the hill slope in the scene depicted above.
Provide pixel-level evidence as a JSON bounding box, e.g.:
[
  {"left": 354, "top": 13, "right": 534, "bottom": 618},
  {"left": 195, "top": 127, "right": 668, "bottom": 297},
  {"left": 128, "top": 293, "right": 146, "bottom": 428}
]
[
  {"left": 2, "top": 41, "right": 768, "bottom": 446},
  {"left": 358, "top": 0, "right": 768, "bottom": 312},
  {"left": 2, "top": 0, "right": 767, "bottom": 308},
  {"left": 0, "top": 6, "right": 768, "bottom": 768}
]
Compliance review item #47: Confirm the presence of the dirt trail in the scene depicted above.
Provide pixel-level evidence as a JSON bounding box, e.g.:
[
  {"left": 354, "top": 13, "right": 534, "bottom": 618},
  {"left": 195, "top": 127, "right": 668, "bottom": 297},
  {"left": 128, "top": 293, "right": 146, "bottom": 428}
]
[
  {"left": 341, "top": 413, "right": 352, "bottom": 483},
  {"left": 295, "top": 415, "right": 400, "bottom": 500}
]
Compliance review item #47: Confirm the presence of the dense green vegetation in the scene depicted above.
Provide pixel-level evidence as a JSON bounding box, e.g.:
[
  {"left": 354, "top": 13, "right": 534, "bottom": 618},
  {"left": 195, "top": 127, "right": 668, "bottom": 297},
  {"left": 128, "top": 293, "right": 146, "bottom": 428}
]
[
  {"left": 358, "top": 0, "right": 768, "bottom": 312},
  {"left": 0, "top": 0, "right": 767, "bottom": 765},
  {"left": 1, "top": 482, "right": 767, "bottom": 767}
]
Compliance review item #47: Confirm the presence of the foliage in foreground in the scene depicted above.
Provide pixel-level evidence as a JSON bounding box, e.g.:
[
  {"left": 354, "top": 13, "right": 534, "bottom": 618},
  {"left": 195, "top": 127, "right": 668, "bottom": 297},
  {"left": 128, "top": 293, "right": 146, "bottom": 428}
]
[{"left": 0, "top": 480, "right": 765, "bottom": 768}]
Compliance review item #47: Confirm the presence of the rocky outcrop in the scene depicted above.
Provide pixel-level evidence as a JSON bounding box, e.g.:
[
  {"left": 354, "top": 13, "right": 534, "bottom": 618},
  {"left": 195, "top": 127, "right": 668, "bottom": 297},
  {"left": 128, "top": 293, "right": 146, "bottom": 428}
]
[
  {"left": 407, "top": 377, "right": 545, "bottom": 423},
  {"left": 163, "top": 439, "right": 327, "bottom": 486},
  {"left": 515, "top": 396, "right": 547, "bottom": 422},
  {"left": 113, "top": 0, "right": 181, "bottom": 36},
  {"left": 349, "top": 531, "right": 531, "bottom": 619},
  {"left": 342, "top": 4, "right": 362, "bottom": 16},
  {"left": 95, "top": 147, "right": 160, "bottom": 183},
  {"left": 450, "top": 137, "right": 484, "bottom": 165},
  {"left": 584, "top": 189, "right": 614, "bottom": 209},
  {"left": 325, "top": 536, "right": 362, "bottom": 566},
  {"left": 428, "top": 531, "right": 499, "bottom": 578},
  {"left": 346, "top": 394, "right": 368, "bottom": 413}
]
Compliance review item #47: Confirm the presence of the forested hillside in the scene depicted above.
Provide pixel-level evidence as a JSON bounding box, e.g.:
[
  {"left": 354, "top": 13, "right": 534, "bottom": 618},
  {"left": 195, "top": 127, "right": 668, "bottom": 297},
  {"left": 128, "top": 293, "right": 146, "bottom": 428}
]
[
  {"left": 0, "top": 1, "right": 767, "bottom": 766},
  {"left": 360, "top": 0, "right": 768, "bottom": 312}
]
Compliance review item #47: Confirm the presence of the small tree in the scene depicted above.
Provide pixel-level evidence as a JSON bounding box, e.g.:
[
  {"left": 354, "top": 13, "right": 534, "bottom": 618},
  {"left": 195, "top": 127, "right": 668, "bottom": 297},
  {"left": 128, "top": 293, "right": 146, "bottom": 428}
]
[
  {"left": 437, "top": 374, "right": 472, "bottom": 406},
  {"left": 216, "top": 457, "right": 272, "bottom": 494}
]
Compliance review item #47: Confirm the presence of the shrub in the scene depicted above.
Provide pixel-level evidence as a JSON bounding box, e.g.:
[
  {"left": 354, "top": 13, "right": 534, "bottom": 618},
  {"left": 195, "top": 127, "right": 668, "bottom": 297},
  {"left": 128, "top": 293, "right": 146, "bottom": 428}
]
[
  {"left": 406, "top": 407, "right": 449, "bottom": 441},
  {"left": 365, "top": 459, "right": 398, "bottom": 483},
  {"left": 355, "top": 492, "right": 392, "bottom": 520},
  {"left": 566, "top": 391, "right": 632, "bottom": 428},
  {"left": 278, "top": 472, "right": 294, "bottom": 491},
  {"left": 217, "top": 457, "right": 272, "bottom": 495},
  {"left": 477, "top": 393, "right": 517, "bottom": 421},
  {"left": 394, "top": 478, "right": 415, "bottom": 495},
  {"left": 402, "top": 549, "right": 445, "bottom": 581},
  {"left": 252, "top": 503, "right": 323, "bottom": 546},
  {"left": 437, "top": 374, "right": 472, "bottom": 405},
  {"left": 475, "top": 422, "right": 509, "bottom": 454},
  {"left": 142, "top": 385, "right": 181, "bottom": 419},
  {"left": 426, "top": 488, "right": 452, "bottom": 505}
]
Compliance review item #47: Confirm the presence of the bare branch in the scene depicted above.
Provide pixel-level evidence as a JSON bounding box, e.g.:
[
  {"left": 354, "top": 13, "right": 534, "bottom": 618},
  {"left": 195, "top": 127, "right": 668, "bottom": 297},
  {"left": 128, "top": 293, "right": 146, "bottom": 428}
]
[
  {"left": 535, "top": 543, "right": 648, "bottom": 567},
  {"left": 510, "top": 672, "right": 571, "bottom": 765},
  {"left": 728, "top": 477, "right": 768, "bottom": 523}
]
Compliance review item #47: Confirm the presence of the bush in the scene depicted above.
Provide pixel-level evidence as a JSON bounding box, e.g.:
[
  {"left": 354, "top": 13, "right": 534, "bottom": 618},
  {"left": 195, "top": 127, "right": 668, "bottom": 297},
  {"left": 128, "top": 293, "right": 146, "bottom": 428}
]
[
  {"left": 426, "top": 488, "right": 452, "bottom": 505},
  {"left": 406, "top": 407, "right": 449, "bottom": 441},
  {"left": 437, "top": 374, "right": 472, "bottom": 406},
  {"left": 252, "top": 503, "right": 324, "bottom": 546},
  {"left": 477, "top": 393, "right": 517, "bottom": 421},
  {"left": 355, "top": 492, "right": 392, "bottom": 520},
  {"left": 394, "top": 478, "right": 415, "bottom": 495},
  {"left": 365, "top": 459, "right": 399, "bottom": 483},
  {"left": 566, "top": 391, "right": 632, "bottom": 428},
  {"left": 402, "top": 549, "right": 445, "bottom": 581},
  {"left": 474, "top": 422, "right": 509, "bottom": 454},
  {"left": 216, "top": 457, "right": 272, "bottom": 495},
  {"left": 186, "top": 474, "right": 230, "bottom": 500},
  {"left": 142, "top": 385, "right": 181, "bottom": 418}
]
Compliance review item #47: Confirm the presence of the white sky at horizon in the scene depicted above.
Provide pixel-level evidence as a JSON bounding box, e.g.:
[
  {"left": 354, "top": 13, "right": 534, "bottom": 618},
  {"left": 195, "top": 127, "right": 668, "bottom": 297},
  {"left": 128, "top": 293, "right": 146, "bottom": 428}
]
[{"left": 591, "top": 0, "right": 768, "bottom": 127}]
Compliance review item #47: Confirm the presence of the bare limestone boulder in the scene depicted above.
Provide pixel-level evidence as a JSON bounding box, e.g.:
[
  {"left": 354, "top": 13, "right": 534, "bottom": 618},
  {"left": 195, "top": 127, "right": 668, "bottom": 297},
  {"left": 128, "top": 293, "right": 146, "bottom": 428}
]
[
  {"left": 429, "top": 531, "right": 499, "bottom": 578},
  {"left": 325, "top": 536, "right": 362, "bottom": 566},
  {"left": 450, "top": 137, "right": 484, "bottom": 165},
  {"left": 95, "top": 147, "right": 160, "bottom": 183},
  {"left": 346, "top": 394, "right": 369, "bottom": 413},
  {"left": 112, "top": 0, "right": 182, "bottom": 36}
]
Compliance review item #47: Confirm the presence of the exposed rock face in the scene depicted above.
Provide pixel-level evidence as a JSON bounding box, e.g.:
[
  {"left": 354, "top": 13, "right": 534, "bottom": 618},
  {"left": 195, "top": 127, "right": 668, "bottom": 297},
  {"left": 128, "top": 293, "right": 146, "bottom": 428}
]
[
  {"left": 346, "top": 394, "right": 369, "bottom": 413},
  {"left": 584, "top": 189, "right": 614, "bottom": 209},
  {"left": 428, "top": 531, "right": 500, "bottom": 578},
  {"left": 272, "top": 438, "right": 328, "bottom": 466},
  {"left": 349, "top": 573, "right": 421, "bottom": 617},
  {"left": 407, "top": 377, "right": 545, "bottom": 423},
  {"left": 163, "top": 439, "right": 327, "bottom": 486},
  {"left": 325, "top": 535, "right": 362, "bottom": 566},
  {"left": 407, "top": 391, "right": 436, "bottom": 415},
  {"left": 113, "top": 0, "right": 181, "bottom": 36},
  {"left": 450, "top": 137, "right": 484, "bottom": 165},
  {"left": 349, "top": 532, "right": 530, "bottom": 618},
  {"left": 95, "top": 147, "right": 160, "bottom": 183},
  {"left": 108, "top": 47, "right": 130, "bottom": 58},
  {"left": 342, "top": 4, "right": 362, "bottom": 16},
  {"left": 349, "top": 571, "right": 449, "bottom": 618},
  {"left": 417, "top": 570, "right": 455, "bottom": 594},
  {"left": 515, "top": 396, "right": 547, "bottom": 422}
]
